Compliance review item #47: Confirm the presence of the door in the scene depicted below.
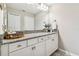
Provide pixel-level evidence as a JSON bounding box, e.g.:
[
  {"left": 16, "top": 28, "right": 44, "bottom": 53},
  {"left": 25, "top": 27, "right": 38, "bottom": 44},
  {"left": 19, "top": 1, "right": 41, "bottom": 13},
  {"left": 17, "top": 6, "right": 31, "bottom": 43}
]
[
  {"left": 9, "top": 46, "right": 33, "bottom": 56},
  {"left": 34, "top": 41, "right": 46, "bottom": 56}
]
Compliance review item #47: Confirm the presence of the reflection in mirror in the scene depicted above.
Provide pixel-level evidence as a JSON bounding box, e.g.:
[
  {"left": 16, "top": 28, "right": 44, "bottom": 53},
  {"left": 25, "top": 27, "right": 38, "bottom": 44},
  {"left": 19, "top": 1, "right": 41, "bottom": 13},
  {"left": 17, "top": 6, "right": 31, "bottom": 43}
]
[
  {"left": 8, "top": 13, "right": 21, "bottom": 32},
  {"left": 0, "top": 4, "right": 3, "bottom": 34},
  {"left": 5, "top": 3, "right": 49, "bottom": 31},
  {"left": 4, "top": 3, "right": 56, "bottom": 34},
  {"left": 0, "top": 3, "right": 7, "bottom": 34}
]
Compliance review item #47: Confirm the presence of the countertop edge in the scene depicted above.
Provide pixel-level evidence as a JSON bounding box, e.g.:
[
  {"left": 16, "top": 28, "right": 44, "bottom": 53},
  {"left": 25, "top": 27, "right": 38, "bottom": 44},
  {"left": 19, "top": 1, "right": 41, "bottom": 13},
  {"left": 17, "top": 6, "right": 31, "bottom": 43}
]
[{"left": 0, "top": 32, "right": 56, "bottom": 45}]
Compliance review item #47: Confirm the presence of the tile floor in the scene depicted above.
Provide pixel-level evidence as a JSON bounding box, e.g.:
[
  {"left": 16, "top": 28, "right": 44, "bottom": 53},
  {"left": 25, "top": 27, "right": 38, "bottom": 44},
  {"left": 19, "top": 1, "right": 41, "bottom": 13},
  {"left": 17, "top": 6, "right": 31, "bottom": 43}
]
[{"left": 51, "top": 49, "right": 70, "bottom": 56}]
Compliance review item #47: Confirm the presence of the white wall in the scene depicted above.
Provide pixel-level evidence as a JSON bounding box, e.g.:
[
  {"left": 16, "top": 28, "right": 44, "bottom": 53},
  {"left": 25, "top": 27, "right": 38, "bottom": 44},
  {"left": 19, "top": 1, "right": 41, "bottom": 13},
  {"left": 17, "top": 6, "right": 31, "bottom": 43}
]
[{"left": 51, "top": 3, "right": 79, "bottom": 55}]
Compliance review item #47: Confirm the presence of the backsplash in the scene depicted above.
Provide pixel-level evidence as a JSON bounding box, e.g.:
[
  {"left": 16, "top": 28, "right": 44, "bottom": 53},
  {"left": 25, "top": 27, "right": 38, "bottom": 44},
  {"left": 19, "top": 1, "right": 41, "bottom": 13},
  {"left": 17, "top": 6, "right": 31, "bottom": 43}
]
[{"left": 20, "top": 30, "right": 45, "bottom": 34}]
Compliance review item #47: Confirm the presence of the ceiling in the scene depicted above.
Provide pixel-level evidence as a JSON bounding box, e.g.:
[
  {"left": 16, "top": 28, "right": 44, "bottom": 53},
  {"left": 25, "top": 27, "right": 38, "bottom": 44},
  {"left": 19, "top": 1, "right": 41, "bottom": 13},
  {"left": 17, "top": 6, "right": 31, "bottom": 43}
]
[{"left": 6, "top": 3, "right": 53, "bottom": 14}]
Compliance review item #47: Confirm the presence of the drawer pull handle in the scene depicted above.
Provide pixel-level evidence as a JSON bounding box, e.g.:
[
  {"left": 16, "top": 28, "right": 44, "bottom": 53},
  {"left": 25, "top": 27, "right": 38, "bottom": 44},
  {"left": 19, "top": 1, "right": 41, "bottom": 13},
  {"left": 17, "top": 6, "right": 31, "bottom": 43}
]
[
  {"left": 17, "top": 45, "right": 22, "bottom": 48},
  {"left": 52, "top": 39, "right": 54, "bottom": 41},
  {"left": 41, "top": 38, "right": 43, "bottom": 40},
  {"left": 48, "top": 37, "right": 49, "bottom": 38},
  {"left": 32, "top": 46, "right": 36, "bottom": 50}
]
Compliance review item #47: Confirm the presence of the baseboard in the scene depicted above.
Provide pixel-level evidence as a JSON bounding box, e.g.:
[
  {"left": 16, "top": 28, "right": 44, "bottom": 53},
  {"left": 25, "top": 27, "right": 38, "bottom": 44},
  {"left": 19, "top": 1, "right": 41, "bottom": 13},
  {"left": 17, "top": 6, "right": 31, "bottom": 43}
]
[{"left": 59, "top": 48, "right": 78, "bottom": 56}]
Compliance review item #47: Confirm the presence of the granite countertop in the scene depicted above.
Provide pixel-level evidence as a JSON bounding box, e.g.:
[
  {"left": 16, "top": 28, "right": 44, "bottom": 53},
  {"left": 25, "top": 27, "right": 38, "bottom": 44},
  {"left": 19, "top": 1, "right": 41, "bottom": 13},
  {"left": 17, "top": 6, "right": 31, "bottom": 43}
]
[{"left": 0, "top": 32, "right": 56, "bottom": 45}]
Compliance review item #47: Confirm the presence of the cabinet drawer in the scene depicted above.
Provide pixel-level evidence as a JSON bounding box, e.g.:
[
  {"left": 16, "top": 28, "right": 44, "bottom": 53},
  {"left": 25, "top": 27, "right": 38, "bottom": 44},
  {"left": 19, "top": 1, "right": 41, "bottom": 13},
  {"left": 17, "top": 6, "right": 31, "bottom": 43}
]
[
  {"left": 51, "top": 34, "right": 57, "bottom": 39},
  {"left": 39, "top": 37, "right": 46, "bottom": 42},
  {"left": 46, "top": 35, "right": 50, "bottom": 40},
  {"left": 46, "top": 34, "right": 55, "bottom": 40},
  {"left": 28, "top": 38, "right": 38, "bottom": 46},
  {"left": 50, "top": 35, "right": 55, "bottom": 39},
  {"left": 9, "top": 41, "right": 27, "bottom": 52}
]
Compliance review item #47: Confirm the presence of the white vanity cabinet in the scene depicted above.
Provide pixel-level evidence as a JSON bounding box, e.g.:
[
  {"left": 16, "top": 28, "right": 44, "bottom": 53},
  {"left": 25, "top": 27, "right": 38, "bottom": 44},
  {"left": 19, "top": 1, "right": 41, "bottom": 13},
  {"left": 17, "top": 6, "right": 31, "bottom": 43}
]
[
  {"left": 10, "top": 42, "right": 46, "bottom": 56},
  {"left": 34, "top": 41, "right": 46, "bottom": 56},
  {"left": 9, "top": 37, "right": 46, "bottom": 56},
  {"left": 46, "top": 37, "right": 55, "bottom": 55},
  {"left": 33, "top": 36, "right": 47, "bottom": 56},
  {"left": 52, "top": 34, "right": 58, "bottom": 51},
  {"left": 27, "top": 37, "right": 46, "bottom": 56},
  {"left": 9, "top": 45, "right": 34, "bottom": 56},
  {"left": 46, "top": 34, "right": 58, "bottom": 56},
  {"left": 0, "top": 33, "right": 58, "bottom": 56}
]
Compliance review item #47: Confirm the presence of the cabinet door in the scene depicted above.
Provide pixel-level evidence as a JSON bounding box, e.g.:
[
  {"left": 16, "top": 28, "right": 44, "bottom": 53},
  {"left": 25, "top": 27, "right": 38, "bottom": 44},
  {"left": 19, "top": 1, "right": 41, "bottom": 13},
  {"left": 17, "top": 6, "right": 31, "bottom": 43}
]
[
  {"left": 52, "top": 34, "right": 58, "bottom": 50},
  {"left": 34, "top": 41, "right": 46, "bottom": 56},
  {"left": 1, "top": 44, "right": 8, "bottom": 56},
  {"left": 46, "top": 34, "right": 58, "bottom": 56},
  {"left": 9, "top": 46, "right": 33, "bottom": 56},
  {"left": 46, "top": 39, "right": 54, "bottom": 55}
]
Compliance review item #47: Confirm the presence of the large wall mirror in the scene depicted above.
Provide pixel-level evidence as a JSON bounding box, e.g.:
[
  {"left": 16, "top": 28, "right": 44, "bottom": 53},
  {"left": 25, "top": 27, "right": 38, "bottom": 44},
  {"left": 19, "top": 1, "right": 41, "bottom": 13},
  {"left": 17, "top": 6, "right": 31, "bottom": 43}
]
[
  {"left": 3, "top": 3, "right": 55, "bottom": 33},
  {"left": 0, "top": 4, "right": 4, "bottom": 34}
]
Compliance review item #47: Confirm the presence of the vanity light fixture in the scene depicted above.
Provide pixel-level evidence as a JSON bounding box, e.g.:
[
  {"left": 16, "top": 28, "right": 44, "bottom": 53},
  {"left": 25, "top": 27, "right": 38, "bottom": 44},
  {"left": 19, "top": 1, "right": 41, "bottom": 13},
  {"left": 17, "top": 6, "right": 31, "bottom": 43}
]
[
  {"left": 37, "top": 3, "right": 48, "bottom": 11},
  {"left": 26, "top": 3, "right": 48, "bottom": 11}
]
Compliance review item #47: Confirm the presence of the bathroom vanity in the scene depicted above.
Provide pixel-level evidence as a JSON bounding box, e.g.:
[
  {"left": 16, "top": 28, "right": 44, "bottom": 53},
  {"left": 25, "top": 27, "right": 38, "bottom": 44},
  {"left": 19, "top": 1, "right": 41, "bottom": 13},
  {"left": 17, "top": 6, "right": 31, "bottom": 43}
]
[
  {"left": 0, "top": 32, "right": 58, "bottom": 56},
  {"left": 0, "top": 4, "right": 58, "bottom": 56}
]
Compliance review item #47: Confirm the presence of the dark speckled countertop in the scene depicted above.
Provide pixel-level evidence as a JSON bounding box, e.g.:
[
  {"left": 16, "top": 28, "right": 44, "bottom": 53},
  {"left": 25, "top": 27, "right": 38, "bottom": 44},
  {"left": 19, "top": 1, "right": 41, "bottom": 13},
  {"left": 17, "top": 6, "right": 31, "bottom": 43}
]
[{"left": 0, "top": 32, "right": 56, "bottom": 45}]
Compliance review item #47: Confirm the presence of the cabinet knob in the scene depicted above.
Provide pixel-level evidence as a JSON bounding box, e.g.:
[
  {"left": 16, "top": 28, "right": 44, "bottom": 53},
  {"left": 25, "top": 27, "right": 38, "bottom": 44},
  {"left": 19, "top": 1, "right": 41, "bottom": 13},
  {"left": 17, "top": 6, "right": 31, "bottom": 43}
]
[
  {"left": 41, "top": 38, "right": 43, "bottom": 40},
  {"left": 48, "top": 37, "right": 49, "bottom": 38},
  {"left": 52, "top": 39, "right": 54, "bottom": 41},
  {"left": 17, "top": 45, "right": 22, "bottom": 48},
  {"left": 32, "top": 46, "right": 36, "bottom": 50}
]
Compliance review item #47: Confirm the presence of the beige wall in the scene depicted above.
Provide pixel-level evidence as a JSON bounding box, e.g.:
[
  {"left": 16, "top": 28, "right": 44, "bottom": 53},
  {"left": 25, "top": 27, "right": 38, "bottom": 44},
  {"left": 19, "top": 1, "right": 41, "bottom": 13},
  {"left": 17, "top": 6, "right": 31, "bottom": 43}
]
[{"left": 51, "top": 3, "right": 79, "bottom": 55}]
